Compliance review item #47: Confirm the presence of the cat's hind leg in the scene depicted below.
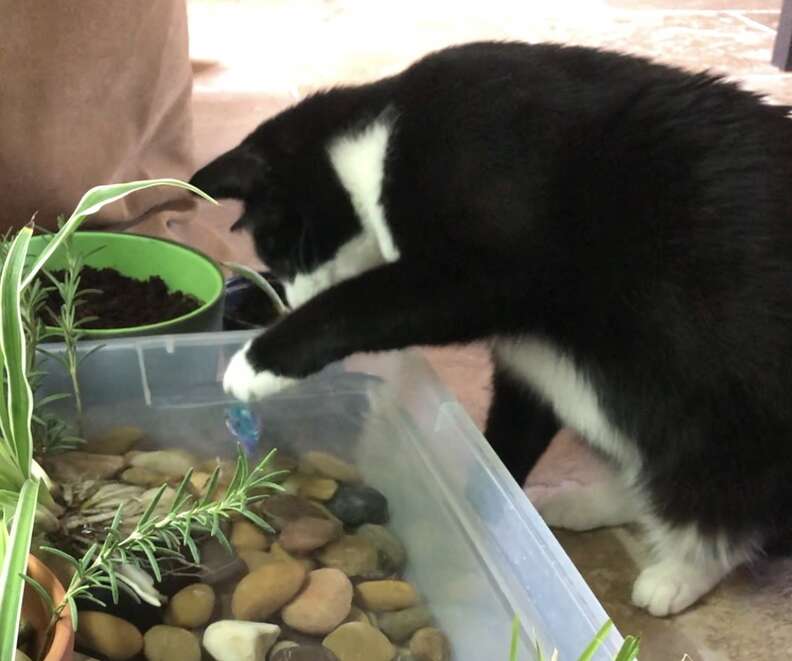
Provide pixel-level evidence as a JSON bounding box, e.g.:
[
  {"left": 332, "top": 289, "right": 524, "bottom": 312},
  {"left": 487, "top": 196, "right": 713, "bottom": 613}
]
[
  {"left": 632, "top": 518, "right": 760, "bottom": 616},
  {"left": 485, "top": 364, "right": 560, "bottom": 485},
  {"left": 529, "top": 478, "right": 640, "bottom": 531}
]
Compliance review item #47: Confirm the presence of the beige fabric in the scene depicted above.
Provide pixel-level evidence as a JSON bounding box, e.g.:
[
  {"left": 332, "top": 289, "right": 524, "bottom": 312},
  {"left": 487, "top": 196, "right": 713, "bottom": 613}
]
[{"left": 0, "top": 0, "right": 236, "bottom": 262}]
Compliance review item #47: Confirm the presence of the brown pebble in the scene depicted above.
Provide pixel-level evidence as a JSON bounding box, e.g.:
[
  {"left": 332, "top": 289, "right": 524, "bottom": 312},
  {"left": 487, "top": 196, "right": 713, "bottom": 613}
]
[
  {"left": 231, "top": 560, "right": 306, "bottom": 620},
  {"left": 378, "top": 606, "right": 433, "bottom": 643},
  {"left": 317, "top": 535, "right": 379, "bottom": 578},
  {"left": 282, "top": 568, "right": 353, "bottom": 635},
  {"left": 238, "top": 549, "right": 275, "bottom": 573},
  {"left": 143, "top": 625, "right": 201, "bottom": 661},
  {"left": 409, "top": 628, "right": 450, "bottom": 661},
  {"left": 188, "top": 471, "right": 212, "bottom": 495},
  {"left": 344, "top": 607, "right": 371, "bottom": 625},
  {"left": 272, "top": 645, "right": 340, "bottom": 661},
  {"left": 301, "top": 452, "right": 361, "bottom": 483},
  {"left": 323, "top": 622, "right": 394, "bottom": 661},
  {"left": 280, "top": 517, "right": 342, "bottom": 554},
  {"left": 165, "top": 583, "right": 215, "bottom": 629},
  {"left": 356, "top": 581, "right": 418, "bottom": 611},
  {"left": 120, "top": 467, "right": 171, "bottom": 488},
  {"left": 231, "top": 519, "right": 271, "bottom": 551},
  {"left": 261, "top": 494, "right": 330, "bottom": 530},
  {"left": 298, "top": 477, "right": 339, "bottom": 501},
  {"left": 76, "top": 611, "right": 142, "bottom": 660},
  {"left": 48, "top": 452, "right": 124, "bottom": 482},
  {"left": 84, "top": 426, "right": 143, "bottom": 455}
]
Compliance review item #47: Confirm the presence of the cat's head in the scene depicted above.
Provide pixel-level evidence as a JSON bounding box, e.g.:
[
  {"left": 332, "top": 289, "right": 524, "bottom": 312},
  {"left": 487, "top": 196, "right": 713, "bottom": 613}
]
[{"left": 190, "top": 103, "right": 398, "bottom": 309}]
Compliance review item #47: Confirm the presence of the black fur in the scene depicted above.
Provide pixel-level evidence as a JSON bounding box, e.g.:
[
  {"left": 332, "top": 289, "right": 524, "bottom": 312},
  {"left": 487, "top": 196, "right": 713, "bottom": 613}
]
[{"left": 192, "top": 42, "right": 792, "bottom": 555}]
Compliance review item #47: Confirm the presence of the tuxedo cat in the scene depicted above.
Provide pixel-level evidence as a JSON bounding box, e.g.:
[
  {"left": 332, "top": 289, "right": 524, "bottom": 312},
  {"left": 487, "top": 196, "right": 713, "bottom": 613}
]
[{"left": 191, "top": 41, "right": 792, "bottom": 616}]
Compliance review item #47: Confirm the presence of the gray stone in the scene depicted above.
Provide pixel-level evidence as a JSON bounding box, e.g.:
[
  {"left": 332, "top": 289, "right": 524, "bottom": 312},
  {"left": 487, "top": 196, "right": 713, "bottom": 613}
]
[
  {"left": 326, "top": 485, "right": 389, "bottom": 526},
  {"left": 356, "top": 524, "right": 406, "bottom": 573},
  {"left": 378, "top": 606, "right": 434, "bottom": 643}
]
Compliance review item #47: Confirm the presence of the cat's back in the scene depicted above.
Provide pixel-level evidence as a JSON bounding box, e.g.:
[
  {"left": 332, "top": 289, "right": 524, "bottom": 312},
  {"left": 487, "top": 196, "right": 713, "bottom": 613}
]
[{"left": 386, "top": 42, "right": 792, "bottom": 248}]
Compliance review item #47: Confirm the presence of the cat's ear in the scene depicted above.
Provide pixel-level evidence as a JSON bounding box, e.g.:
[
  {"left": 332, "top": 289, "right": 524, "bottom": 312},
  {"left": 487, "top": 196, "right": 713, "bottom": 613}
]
[{"left": 189, "top": 144, "right": 267, "bottom": 200}]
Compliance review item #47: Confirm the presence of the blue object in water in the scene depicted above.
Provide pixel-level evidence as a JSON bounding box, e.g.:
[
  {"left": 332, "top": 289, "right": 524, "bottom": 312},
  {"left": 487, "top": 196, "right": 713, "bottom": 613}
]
[{"left": 225, "top": 403, "right": 260, "bottom": 456}]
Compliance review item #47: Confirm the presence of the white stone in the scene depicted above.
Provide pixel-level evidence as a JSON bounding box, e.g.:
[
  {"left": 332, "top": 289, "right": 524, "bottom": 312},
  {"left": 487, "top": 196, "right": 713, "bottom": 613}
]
[{"left": 202, "top": 620, "right": 281, "bottom": 661}]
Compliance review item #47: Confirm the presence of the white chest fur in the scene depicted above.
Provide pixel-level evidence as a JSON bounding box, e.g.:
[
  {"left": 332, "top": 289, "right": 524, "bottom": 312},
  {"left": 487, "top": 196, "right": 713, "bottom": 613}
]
[
  {"left": 283, "top": 115, "right": 401, "bottom": 309},
  {"left": 495, "top": 337, "right": 642, "bottom": 478}
]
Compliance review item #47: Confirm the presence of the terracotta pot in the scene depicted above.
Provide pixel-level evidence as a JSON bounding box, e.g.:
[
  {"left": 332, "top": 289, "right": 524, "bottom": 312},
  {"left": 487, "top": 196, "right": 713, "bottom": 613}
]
[{"left": 21, "top": 555, "right": 74, "bottom": 661}]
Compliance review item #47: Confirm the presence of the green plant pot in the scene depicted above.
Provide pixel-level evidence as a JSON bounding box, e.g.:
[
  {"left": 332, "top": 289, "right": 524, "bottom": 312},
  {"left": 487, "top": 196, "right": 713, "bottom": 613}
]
[{"left": 30, "top": 232, "right": 225, "bottom": 339}]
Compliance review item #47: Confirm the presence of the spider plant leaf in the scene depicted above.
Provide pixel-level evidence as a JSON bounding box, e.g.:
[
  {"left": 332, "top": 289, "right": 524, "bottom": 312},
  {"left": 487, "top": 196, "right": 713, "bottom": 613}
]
[
  {"left": 223, "top": 261, "right": 289, "bottom": 316},
  {"left": 0, "top": 228, "right": 34, "bottom": 476},
  {"left": 0, "top": 478, "right": 39, "bottom": 661},
  {"left": 22, "top": 179, "right": 216, "bottom": 288}
]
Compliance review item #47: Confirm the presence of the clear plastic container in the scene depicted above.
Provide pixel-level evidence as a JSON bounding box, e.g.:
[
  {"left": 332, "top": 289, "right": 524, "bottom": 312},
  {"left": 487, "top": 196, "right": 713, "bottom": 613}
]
[{"left": 42, "top": 330, "right": 623, "bottom": 660}]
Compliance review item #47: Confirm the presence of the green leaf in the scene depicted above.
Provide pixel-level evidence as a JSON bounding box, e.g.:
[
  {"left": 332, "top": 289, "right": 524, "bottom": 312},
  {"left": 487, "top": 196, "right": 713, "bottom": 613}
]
[
  {"left": 137, "top": 484, "right": 167, "bottom": 529},
  {"left": 36, "top": 392, "right": 71, "bottom": 408},
  {"left": 199, "top": 468, "right": 221, "bottom": 506},
  {"left": 185, "top": 535, "right": 200, "bottom": 564},
  {"left": 22, "top": 179, "right": 216, "bottom": 289},
  {"left": 67, "top": 596, "right": 79, "bottom": 631},
  {"left": 613, "top": 635, "right": 640, "bottom": 661},
  {"left": 80, "top": 543, "right": 99, "bottom": 571},
  {"left": 576, "top": 620, "right": 613, "bottom": 661},
  {"left": 172, "top": 469, "right": 193, "bottom": 509},
  {"left": 0, "top": 478, "right": 39, "bottom": 661},
  {"left": 223, "top": 261, "right": 289, "bottom": 316},
  {"left": 105, "top": 561, "right": 119, "bottom": 605},
  {"left": 0, "top": 228, "right": 34, "bottom": 478},
  {"left": 138, "top": 542, "right": 161, "bottom": 583},
  {"left": 240, "top": 509, "right": 272, "bottom": 532},
  {"left": 21, "top": 574, "right": 55, "bottom": 612},
  {"left": 509, "top": 616, "right": 520, "bottom": 661},
  {"left": 39, "top": 545, "right": 80, "bottom": 569}
]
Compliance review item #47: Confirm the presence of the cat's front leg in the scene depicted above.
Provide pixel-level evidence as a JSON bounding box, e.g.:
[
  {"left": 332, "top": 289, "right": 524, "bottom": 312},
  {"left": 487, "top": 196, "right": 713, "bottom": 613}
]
[
  {"left": 223, "top": 339, "right": 299, "bottom": 401},
  {"left": 222, "top": 261, "right": 505, "bottom": 401}
]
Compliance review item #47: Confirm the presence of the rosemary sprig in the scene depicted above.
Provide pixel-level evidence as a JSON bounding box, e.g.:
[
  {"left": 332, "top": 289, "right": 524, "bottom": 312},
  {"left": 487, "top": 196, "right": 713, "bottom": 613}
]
[
  {"left": 31, "top": 412, "right": 84, "bottom": 458},
  {"left": 39, "top": 226, "right": 103, "bottom": 423},
  {"left": 32, "top": 447, "right": 284, "bottom": 634}
]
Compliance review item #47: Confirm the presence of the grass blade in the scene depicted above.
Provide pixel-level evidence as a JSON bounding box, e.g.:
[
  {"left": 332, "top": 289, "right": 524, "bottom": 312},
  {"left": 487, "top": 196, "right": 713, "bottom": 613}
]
[
  {"left": 509, "top": 616, "right": 520, "bottom": 661},
  {"left": 613, "top": 636, "right": 641, "bottom": 661},
  {"left": 576, "top": 620, "right": 614, "bottom": 661}
]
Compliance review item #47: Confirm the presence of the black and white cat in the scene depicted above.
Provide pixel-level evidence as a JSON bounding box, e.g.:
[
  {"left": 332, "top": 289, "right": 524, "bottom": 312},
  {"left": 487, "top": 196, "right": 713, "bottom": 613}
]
[{"left": 191, "top": 41, "right": 792, "bottom": 616}]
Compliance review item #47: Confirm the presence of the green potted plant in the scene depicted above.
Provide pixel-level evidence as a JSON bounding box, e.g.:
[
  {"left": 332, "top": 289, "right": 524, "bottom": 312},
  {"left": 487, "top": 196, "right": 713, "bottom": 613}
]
[
  {"left": 28, "top": 230, "right": 225, "bottom": 341},
  {"left": 0, "top": 180, "right": 283, "bottom": 661}
]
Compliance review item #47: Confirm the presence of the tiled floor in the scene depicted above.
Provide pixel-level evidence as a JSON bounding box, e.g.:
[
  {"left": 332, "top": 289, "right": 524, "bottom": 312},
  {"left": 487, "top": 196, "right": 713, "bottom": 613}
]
[{"left": 187, "top": 2, "right": 792, "bottom": 658}]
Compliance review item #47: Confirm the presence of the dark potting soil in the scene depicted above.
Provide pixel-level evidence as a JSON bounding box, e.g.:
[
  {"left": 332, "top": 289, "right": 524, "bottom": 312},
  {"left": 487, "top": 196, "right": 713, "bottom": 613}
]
[{"left": 43, "top": 266, "right": 201, "bottom": 329}]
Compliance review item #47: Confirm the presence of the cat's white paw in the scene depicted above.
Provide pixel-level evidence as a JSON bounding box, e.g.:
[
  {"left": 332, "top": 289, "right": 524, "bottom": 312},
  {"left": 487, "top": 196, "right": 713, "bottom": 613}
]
[
  {"left": 529, "top": 482, "right": 636, "bottom": 531},
  {"left": 223, "top": 342, "right": 297, "bottom": 402},
  {"left": 631, "top": 560, "right": 718, "bottom": 616}
]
